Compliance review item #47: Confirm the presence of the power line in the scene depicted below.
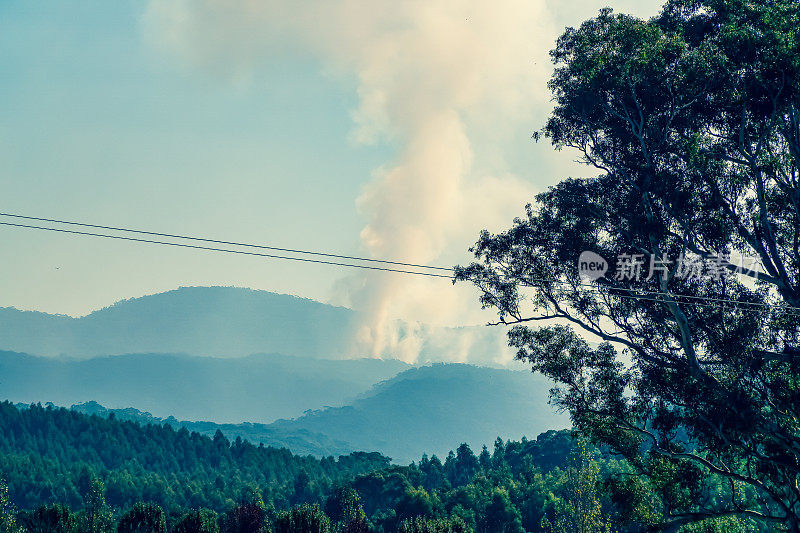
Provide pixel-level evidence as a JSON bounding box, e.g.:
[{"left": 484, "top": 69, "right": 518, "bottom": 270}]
[
  {"left": 1, "top": 213, "right": 795, "bottom": 314},
  {"left": 0, "top": 221, "right": 453, "bottom": 279},
  {"left": 587, "top": 279, "right": 792, "bottom": 312},
  {"left": 497, "top": 273, "right": 796, "bottom": 314},
  {"left": 0, "top": 212, "right": 451, "bottom": 272},
  {"left": 463, "top": 267, "right": 797, "bottom": 313}
]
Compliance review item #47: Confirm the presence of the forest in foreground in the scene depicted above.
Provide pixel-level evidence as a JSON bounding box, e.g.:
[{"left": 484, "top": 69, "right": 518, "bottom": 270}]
[{"left": 0, "top": 402, "right": 755, "bottom": 532}]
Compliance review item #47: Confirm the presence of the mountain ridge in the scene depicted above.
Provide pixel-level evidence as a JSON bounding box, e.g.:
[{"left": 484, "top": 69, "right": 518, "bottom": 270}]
[
  {"left": 0, "top": 286, "right": 359, "bottom": 359},
  {"left": 0, "top": 286, "right": 513, "bottom": 364}
]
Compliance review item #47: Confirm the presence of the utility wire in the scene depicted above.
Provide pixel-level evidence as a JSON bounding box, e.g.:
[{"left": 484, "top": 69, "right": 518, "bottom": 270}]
[
  {"left": 0, "top": 220, "right": 700, "bottom": 310},
  {"left": 0, "top": 221, "right": 454, "bottom": 279},
  {"left": 1, "top": 213, "right": 796, "bottom": 314},
  {"left": 0, "top": 212, "right": 451, "bottom": 272},
  {"left": 589, "top": 280, "right": 792, "bottom": 312}
]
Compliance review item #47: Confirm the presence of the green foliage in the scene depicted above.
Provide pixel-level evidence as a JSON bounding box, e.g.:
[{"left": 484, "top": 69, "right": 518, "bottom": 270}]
[
  {"left": 172, "top": 509, "right": 218, "bottom": 533},
  {"left": 78, "top": 476, "right": 114, "bottom": 533},
  {"left": 0, "top": 399, "right": 672, "bottom": 532},
  {"left": 324, "top": 487, "right": 368, "bottom": 533},
  {"left": 274, "top": 504, "right": 330, "bottom": 533},
  {"left": 395, "top": 487, "right": 440, "bottom": 525},
  {"left": 542, "top": 441, "right": 611, "bottom": 533},
  {"left": 0, "top": 480, "right": 23, "bottom": 533},
  {"left": 324, "top": 487, "right": 360, "bottom": 524},
  {"left": 116, "top": 503, "right": 165, "bottom": 533},
  {"left": 450, "top": 445, "right": 479, "bottom": 488},
  {"left": 397, "top": 516, "right": 471, "bottom": 533},
  {"left": 20, "top": 504, "right": 77, "bottom": 533},
  {"left": 219, "top": 502, "right": 269, "bottom": 533},
  {"left": 677, "top": 516, "right": 757, "bottom": 533},
  {"left": 477, "top": 488, "right": 523, "bottom": 533}
]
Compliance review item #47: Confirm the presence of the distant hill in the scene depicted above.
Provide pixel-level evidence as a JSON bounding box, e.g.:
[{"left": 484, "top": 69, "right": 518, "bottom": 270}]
[
  {"left": 0, "top": 350, "right": 409, "bottom": 423},
  {"left": 0, "top": 286, "right": 512, "bottom": 364},
  {"left": 0, "top": 286, "right": 358, "bottom": 359},
  {"left": 266, "top": 363, "right": 570, "bottom": 463}
]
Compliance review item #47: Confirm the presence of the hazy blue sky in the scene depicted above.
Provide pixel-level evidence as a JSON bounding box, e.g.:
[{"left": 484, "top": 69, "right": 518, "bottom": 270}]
[
  {"left": 0, "top": 0, "right": 663, "bottom": 335},
  {"left": 1, "top": 0, "right": 390, "bottom": 316}
]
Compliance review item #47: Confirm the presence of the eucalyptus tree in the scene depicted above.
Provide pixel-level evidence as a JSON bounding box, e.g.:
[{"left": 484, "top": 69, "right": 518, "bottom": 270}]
[{"left": 456, "top": 0, "right": 800, "bottom": 529}]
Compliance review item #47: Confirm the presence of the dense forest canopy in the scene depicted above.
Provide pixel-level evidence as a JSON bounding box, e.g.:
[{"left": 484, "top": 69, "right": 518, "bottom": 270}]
[
  {"left": 0, "top": 401, "right": 597, "bottom": 532},
  {"left": 0, "top": 401, "right": 758, "bottom": 532},
  {"left": 456, "top": 0, "right": 800, "bottom": 530},
  {"left": 0, "top": 402, "right": 389, "bottom": 513}
]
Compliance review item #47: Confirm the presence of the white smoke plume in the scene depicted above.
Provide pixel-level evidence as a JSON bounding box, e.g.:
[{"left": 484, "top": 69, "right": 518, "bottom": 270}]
[{"left": 143, "top": 0, "right": 573, "bottom": 363}]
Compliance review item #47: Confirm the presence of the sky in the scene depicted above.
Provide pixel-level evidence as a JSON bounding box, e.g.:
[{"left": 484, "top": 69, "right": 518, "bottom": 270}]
[{"left": 0, "top": 0, "right": 664, "bottom": 358}]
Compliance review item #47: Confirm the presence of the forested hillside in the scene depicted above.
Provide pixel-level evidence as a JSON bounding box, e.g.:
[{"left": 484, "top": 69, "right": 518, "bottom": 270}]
[
  {"left": 0, "top": 401, "right": 750, "bottom": 532},
  {"left": 0, "top": 401, "right": 389, "bottom": 513},
  {"left": 4, "top": 0, "right": 798, "bottom": 529},
  {"left": 0, "top": 400, "right": 579, "bottom": 532}
]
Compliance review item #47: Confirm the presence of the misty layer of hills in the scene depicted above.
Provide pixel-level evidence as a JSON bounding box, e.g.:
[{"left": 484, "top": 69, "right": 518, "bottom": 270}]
[
  {"left": 0, "top": 351, "right": 408, "bottom": 423},
  {"left": 267, "top": 364, "right": 568, "bottom": 463},
  {"left": 67, "top": 401, "right": 357, "bottom": 458},
  {"left": 2, "top": 352, "right": 567, "bottom": 463},
  {"left": 0, "top": 286, "right": 568, "bottom": 463},
  {"left": 0, "top": 286, "right": 510, "bottom": 364}
]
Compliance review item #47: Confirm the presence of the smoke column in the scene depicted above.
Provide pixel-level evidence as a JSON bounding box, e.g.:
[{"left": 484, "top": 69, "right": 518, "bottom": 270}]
[{"left": 144, "top": 0, "right": 567, "bottom": 362}]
